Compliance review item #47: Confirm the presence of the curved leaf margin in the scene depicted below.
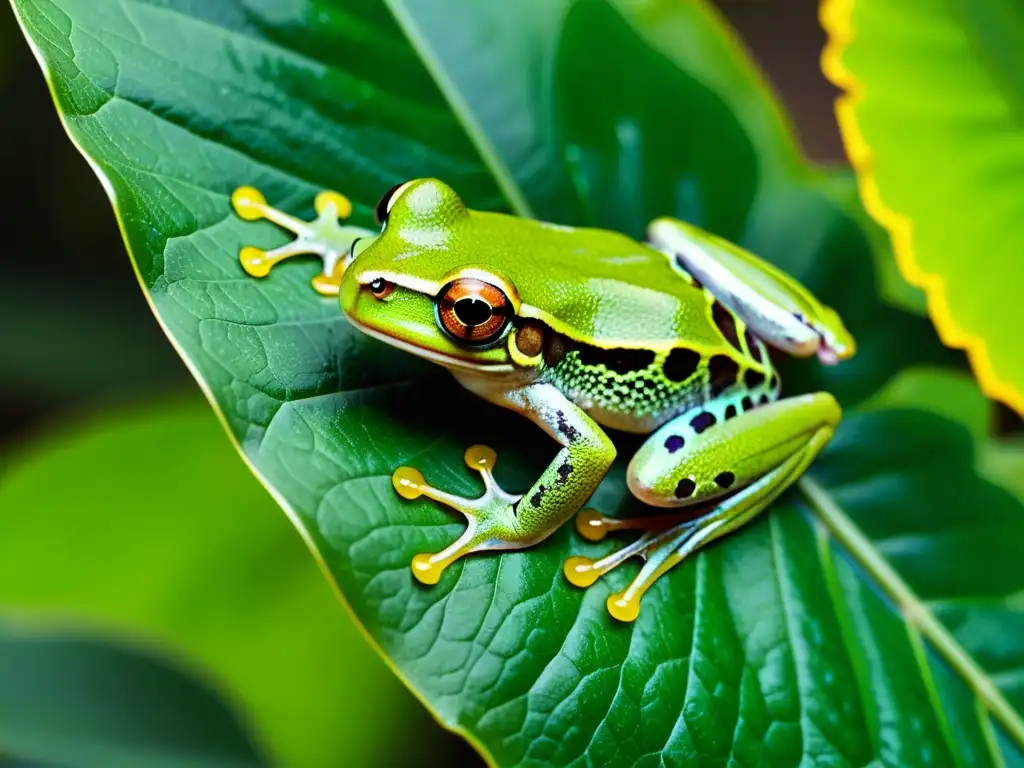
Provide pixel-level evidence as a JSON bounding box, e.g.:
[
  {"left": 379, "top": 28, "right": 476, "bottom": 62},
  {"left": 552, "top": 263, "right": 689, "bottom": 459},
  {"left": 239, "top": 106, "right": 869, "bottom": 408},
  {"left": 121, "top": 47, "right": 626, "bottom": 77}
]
[
  {"left": 6, "top": 2, "right": 501, "bottom": 763},
  {"left": 820, "top": 0, "right": 1024, "bottom": 413}
]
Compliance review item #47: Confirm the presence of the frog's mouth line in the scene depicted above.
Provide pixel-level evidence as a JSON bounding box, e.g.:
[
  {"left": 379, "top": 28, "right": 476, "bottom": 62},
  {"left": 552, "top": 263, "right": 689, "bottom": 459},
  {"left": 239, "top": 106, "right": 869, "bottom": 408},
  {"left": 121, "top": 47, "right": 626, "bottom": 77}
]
[{"left": 343, "top": 313, "right": 516, "bottom": 374}]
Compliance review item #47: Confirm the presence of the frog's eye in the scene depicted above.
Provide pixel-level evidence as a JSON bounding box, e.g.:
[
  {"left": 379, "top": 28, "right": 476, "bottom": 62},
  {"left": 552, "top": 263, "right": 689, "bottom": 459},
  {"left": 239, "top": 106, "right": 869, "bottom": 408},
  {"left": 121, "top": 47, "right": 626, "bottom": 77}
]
[
  {"left": 436, "top": 279, "right": 512, "bottom": 345},
  {"left": 374, "top": 181, "right": 414, "bottom": 226},
  {"left": 368, "top": 277, "right": 394, "bottom": 299}
]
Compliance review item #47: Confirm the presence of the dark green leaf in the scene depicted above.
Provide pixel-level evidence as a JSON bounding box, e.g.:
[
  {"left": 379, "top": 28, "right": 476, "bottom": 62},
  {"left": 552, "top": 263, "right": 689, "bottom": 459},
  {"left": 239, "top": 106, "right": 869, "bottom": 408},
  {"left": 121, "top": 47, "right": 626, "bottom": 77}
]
[
  {"left": 0, "top": 625, "right": 263, "bottom": 768},
  {"left": 863, "top": 366, "right": 1024, "bottom": 503}
]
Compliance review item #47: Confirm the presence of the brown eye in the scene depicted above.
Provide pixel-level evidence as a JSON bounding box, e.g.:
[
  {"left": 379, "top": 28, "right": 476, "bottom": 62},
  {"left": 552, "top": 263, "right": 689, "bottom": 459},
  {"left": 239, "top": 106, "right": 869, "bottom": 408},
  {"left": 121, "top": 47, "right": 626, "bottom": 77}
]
[
  {"left": 368, "top": 277, "right": 394, "bottom": 299},
  {"left": 436, "top": 279, "right": 511, "bottom": 345}
]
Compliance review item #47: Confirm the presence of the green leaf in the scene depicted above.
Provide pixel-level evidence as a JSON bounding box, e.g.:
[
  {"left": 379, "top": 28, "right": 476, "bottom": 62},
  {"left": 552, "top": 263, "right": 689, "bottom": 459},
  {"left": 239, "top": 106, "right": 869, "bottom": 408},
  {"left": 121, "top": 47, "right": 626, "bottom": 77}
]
[
  {"left": 863, "top": 365, "right": 1024, "bottom": 504},
  {"left": 822, "top": 0, "right": 1024, "bottom": 413},
  {"left": 0, "top": 397, "right": 438, "bottom": 767},
  {"left": 11, "top": 0, "right": 1017, "bottom": 764},
  {"left": 0, "top": 625, "right": 264, "bottom": 768}
]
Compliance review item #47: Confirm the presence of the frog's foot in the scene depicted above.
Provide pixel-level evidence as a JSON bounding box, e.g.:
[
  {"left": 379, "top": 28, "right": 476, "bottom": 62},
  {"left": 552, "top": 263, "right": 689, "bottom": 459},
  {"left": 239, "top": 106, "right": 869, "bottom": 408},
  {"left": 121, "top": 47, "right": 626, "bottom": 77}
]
[
  {"left": 565, "top": 393, "right": 839, "bottom": 622},
  {"left": 571, "top": 507, "right": 698, "bottom": 543},
  {"left": 565, "top": 441, "right": 821, "bottom": 622},
  {"left": 231, "top": 186, "right": 375, "bottom": 296},
  {"left": 563, "top": 509, "right": 697, "bottom": 593},
  {"left": 392, "top": 445, "right": 525, "bottom": 586}
]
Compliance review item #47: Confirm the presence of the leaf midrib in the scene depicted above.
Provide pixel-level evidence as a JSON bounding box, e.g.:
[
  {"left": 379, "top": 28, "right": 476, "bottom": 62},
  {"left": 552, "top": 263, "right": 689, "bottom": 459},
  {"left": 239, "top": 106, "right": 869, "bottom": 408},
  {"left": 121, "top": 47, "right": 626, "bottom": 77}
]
[
  {"left": 798, "top": 475, "right": 1024, "bottom": 753},
  {"left": 381, "top": 0, "right": 538, "bottom": 219}
]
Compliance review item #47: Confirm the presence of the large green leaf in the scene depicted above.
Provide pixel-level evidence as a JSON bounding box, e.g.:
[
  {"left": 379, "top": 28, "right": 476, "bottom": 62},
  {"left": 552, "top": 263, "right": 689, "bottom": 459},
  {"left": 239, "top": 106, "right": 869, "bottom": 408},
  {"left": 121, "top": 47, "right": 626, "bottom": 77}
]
[
  {"left": 822, "top": 0, "right": 1024, "bottom": 414},
  {"left": 10, "top": 0, "right": 1020, "bottom": 764},
  {"left": 0, "top": 625, "right": 263, "bottom": 767},
  {"left": 0, "top": 397, "right": 446, "bottom": 767}
]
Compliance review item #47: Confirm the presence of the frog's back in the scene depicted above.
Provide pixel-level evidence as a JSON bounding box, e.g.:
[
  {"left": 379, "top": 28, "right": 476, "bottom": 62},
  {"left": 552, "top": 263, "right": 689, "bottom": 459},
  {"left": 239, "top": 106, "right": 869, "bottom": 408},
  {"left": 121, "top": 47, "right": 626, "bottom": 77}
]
[
  {"left": 462, "top": 212, "right": 779, "bottom": 433},
  {"left": 471, "top": 211, "right": 720, "bottom": 348}
]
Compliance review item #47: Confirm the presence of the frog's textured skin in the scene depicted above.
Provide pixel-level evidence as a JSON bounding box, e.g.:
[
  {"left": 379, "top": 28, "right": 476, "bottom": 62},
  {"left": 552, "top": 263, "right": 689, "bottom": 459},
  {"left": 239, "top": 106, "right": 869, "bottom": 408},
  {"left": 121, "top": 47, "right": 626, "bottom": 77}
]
[{"left": 232, "top": 178, "right": 853, "bottom": 622}]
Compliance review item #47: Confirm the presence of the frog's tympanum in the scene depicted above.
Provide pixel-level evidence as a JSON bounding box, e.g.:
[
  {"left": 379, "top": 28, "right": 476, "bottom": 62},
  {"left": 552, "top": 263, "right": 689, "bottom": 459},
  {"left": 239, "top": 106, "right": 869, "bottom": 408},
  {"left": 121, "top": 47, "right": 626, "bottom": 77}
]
[{"left": 232, "top": 179, "right": 854, "bottom": 622}]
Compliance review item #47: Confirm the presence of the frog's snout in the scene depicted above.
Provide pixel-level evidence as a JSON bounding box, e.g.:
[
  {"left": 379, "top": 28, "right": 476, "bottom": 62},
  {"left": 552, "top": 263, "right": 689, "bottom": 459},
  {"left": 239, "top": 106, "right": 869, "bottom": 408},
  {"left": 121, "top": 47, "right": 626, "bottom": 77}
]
[{"left": 338, "top": 273, "right": 360, "bottom": 317}]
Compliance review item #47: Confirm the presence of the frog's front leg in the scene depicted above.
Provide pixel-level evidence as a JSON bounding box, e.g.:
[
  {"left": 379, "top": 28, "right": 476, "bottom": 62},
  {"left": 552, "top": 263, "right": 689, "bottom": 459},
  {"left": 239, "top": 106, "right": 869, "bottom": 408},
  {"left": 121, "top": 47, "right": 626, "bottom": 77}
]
[
  {"left": 393, "top": 381, "right": 616, "bottom": 585},
  {"left": 564, "top": 392, "right": 841, "bottom": 621},
  {"left": 231, "top": 186, "right": 375, "bottom": 296}
]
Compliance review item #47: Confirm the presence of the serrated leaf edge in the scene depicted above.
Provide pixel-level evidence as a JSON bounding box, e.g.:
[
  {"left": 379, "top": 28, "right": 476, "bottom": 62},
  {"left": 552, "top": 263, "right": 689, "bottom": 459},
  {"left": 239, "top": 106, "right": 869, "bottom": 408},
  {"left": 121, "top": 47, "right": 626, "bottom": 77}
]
[{"left": 819, "top": 0, "right": 1024, "bottom": 414}]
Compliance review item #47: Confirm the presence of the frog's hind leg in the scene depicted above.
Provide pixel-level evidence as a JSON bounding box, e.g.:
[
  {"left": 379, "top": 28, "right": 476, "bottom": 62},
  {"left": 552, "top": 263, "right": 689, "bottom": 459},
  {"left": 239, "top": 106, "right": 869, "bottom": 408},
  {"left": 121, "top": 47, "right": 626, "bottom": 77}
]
[
  {"left": 649, "top": 217, "right": 854, "bottom": 363},
  {"left": 564, "top": 392, "right": 840, "bottom": 621},
  {"left": 609, "top": 425, "right": 831, "bottom": 622}
]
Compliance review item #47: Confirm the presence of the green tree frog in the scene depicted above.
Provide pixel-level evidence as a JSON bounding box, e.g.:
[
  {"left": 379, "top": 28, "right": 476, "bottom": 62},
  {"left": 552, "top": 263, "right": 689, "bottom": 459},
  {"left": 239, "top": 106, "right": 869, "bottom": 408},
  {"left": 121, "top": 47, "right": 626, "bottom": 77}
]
[{"left": 231, "top": 179, "right": 854, "bottom": 622}]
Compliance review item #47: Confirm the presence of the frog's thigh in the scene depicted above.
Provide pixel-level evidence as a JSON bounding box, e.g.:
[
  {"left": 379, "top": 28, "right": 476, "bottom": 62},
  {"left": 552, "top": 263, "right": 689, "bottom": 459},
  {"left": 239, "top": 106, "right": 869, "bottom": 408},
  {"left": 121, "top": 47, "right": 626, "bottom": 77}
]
[
  {"left": 648, "top": 217, "right": 821, "bottom": 357},
  {"left": 570, "top": 393, "right": 840, "bottom": 622},
  {"left": 627, "top": 392, "right": 841, "bottom": 508}
]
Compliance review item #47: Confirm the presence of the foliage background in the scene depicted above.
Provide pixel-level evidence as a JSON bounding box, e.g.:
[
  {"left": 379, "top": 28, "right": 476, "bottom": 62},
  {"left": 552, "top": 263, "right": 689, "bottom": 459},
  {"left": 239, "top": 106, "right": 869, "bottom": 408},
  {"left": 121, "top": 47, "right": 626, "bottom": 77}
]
[{"left": 0, "top": 0, "right": 1019, "bottom": 765}]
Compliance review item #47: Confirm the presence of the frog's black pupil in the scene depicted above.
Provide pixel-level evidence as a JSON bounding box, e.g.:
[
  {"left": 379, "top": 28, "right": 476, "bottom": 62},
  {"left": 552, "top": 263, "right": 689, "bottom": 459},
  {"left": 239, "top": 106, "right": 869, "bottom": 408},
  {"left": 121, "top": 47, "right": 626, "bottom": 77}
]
[
  {"left": 375, "top": 182, "right": 406, "bottom": 226},
  {"left": 454, "top": 297, "right": 492, "bottom": 326},
  {"left": 370, "top": 278, "right": 386, "bottom": 293}
]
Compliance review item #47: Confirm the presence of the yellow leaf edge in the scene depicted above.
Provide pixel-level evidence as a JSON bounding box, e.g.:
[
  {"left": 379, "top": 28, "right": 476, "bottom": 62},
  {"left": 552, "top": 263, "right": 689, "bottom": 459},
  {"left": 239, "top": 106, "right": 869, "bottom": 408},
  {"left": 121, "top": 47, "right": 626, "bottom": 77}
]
[{"left": 819, "top": 0, "right": 1024, "bottom": 415}]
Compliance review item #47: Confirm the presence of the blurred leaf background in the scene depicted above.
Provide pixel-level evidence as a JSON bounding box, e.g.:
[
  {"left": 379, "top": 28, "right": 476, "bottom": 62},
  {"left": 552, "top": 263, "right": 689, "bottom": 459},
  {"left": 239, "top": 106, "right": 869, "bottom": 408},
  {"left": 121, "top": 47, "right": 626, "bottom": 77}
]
[
  {"left": 0, "top": 0, "right": 1020, "bottom": 765},
  {"left": 0, "top": 1, "right": 473, "bottom": 761}
]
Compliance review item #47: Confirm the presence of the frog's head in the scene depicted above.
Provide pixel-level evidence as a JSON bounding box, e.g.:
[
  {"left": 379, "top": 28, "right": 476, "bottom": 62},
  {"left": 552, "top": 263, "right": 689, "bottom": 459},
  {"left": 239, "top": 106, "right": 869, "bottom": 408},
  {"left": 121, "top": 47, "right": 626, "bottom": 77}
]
[{"left": 339, "top": 179, "right": 525, "bottom": 372}]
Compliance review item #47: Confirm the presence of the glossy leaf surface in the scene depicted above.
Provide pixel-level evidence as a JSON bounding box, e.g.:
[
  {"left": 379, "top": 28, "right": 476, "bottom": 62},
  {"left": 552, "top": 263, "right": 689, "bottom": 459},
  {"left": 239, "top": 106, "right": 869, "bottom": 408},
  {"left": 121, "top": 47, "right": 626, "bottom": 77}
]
[{"left": 10, "top": 0, "right": 1020, "bottom": 764}]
